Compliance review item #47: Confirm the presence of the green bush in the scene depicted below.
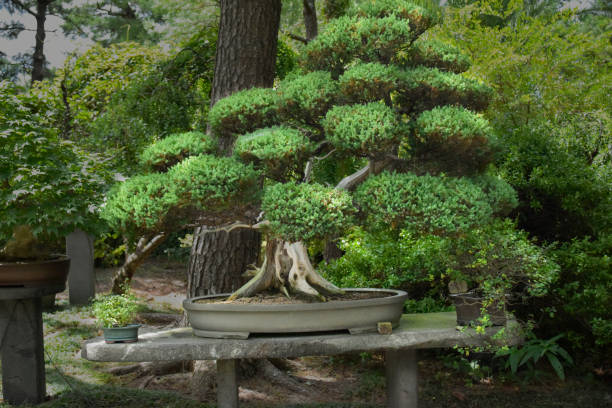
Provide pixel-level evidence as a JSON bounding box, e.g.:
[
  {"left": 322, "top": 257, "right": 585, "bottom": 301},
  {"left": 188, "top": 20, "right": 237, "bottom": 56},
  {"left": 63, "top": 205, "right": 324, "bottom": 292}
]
[
  {"left": 397, "top": 39, "right": 471, "bottom": 73},
  {"left": 550, "top": 236, "right": 611, "bottom": 351},
  {"left": 303, "top": 15, "right": 414, "bottom": 75},
  {"left": 262, "top": 182, "right": 355, "bottom": 242},
  {"left": 139, "top": 131, "right": 217, "bottom": 172},
  {"left": 208, "top": 87, "right": 279, "bottom": 137},
  {"left": 101, "top": 173, "right": 180, "bottom": 237},
  {"left": 92, "top": 293, "right": 139, "bottom": 327},
  {"left": 277, "top": 71, "right": 339, "bottom": 126},
  {"left": 322, "top": 220, "right": 558, "bottom": 310},
  {"left": 349, "top": 0, "right": 439, "bottom": 36},
  {"left": 338, "top": 62, "right": 401, "bottom": 104},
  {"left": 234, "top": 127, "right": 314, "bottom": 180},
  {"left": 396, "top": 66, "right": 493, "bottom": 113},
  {"left": 0, "top": 81, "right": 109, "bottom": 254},
  {"left": 497, "top": 124, "right": 611, "bottom": 241},
  {"left": 323, "top": 102, "right": 401, "bottom": 154},
  {"left": 354, "top": 171, "right": 494, "bottom": 234},
  {"left": 411, "top": 106, "right": 497, "bottom": 175},
  {"left": 169, "top": 155, "right": 260, "bottom": 211}
]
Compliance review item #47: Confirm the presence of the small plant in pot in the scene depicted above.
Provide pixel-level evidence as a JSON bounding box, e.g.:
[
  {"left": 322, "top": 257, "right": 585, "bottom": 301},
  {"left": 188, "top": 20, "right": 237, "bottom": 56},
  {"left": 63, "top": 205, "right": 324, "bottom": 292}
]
[
  {"left": 448, "top": 221, "right": 559, "bottom": 327},
  {"left": 92, "top": 292, "right": 141, "bottom": 343},
  {"left": 0, "top": 81, "right": 108, "bottom": 287}
]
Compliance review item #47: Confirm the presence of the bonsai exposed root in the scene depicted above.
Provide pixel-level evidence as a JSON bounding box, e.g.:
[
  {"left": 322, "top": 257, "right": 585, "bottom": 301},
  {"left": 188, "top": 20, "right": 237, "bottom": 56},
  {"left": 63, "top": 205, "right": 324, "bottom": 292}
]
[{"left": 229, "top": 239, "right": 343, "bottom": 300}]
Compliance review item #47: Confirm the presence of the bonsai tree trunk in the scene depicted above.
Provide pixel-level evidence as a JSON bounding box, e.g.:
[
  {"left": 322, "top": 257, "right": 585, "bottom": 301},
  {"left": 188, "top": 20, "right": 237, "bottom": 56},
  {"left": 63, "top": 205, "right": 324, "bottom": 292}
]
[
  {"left": 187, "top": 0, "right": 281, "bottom": 299},
  {"left": 228, "top": 239, "right": 343, "bottom": 300}
]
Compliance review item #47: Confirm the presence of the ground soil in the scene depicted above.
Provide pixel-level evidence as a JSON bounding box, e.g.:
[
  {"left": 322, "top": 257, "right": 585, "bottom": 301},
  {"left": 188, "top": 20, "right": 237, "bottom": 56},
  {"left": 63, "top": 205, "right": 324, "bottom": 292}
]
[
  {"left": 196, "top": 290, "right": 390, "bottom": 304},
  {"left": 62, "top": 258, "right": 611, "bottom": 407}
]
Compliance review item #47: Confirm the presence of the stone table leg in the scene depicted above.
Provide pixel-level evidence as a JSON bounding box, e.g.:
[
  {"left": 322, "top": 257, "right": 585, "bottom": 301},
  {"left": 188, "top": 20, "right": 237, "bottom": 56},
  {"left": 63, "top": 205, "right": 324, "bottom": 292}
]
[
  {"left": 385, "top": 349, "right": 418, "bottom": 408},
  {"left": 0, "top": 298, "right": 46, "bottom": 405},
  {"left": 217, "top": 359, "right": 239, "bottom": 408}
]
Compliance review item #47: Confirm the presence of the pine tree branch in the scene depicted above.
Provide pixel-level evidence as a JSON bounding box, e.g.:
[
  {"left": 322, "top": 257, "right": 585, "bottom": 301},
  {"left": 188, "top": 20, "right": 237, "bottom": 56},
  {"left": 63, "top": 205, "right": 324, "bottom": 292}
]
[{"left": 8, "top": 0, "right": 37, "bottom": 17}]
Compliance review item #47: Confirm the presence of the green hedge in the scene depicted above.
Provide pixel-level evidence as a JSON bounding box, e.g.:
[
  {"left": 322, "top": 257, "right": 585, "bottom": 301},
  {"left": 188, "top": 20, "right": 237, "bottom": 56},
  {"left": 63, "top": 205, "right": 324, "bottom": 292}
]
[
  {"left": 169, "top": 155, "right": 260, "bottom": 211},
  {"left": 354, "top": 171, "right": 494, "bottom": 234},
  {"left": 323, "top": 102, "right": 400, "bottom": 155},
  {"left": 101, "top": 173, "right": 179, "bottom": 236},
  {"left": 208, "top": 87, "right": 279, "bottom": 137},
  {"left": 349, "top": 0, "right": 438, "bottom": 36},
  {"left": 397, "top": 39, "right": 471, "bottom": 73},
  {"left": 412, "top": 106, "right": 497, "bottom": 174},
  {"left": 338, "top": 62, "right": 401, "bottom": 104},
  {"left": 139, "top": 131, "right": 217, "bottom": 172},
  {"left": 262, "top": 182, "right": 355, "bottom": 242},
  {"left": 396, "top": 67, "right": 493, "bottom": 113},
  {"left": 233, "top": 127, "right": 314, "bottom": 180},
  {"left": 303, "top": 15, "right": 413, "bottom": 74},
  {"left": 277, "top": 71, "right": 339, "bottom": 125}
]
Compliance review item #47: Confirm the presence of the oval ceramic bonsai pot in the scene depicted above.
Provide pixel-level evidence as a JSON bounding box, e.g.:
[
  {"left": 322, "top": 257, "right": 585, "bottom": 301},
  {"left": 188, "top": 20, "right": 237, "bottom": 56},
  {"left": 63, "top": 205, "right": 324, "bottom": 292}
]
[
  {"left": 103, "top": 324, "right": 141, "bottom": 343},
  {"left": 183, "top": 288, "right": 408, "bottom": 339},
  {"left": 450, "top": 292, "right": 506, "bottom": 326},
  {"left": 0, "top": 256, "right": 70, "bottom": 288}
]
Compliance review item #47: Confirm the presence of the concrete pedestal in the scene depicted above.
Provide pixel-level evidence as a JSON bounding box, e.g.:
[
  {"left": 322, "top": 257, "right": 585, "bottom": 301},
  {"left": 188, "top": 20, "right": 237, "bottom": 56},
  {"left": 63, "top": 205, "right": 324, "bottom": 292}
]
[
  {"left": 386, "top": 349, "right": 418, "bottom": 408},
  {"left": 66, "top": 229, "right": 95, "bottom": 305},
  {"left": 217, "top": 359, "right": 239, "bottom": 408},
  {"left": 0, "top": 285, "right": 63, "bottom": 405}
]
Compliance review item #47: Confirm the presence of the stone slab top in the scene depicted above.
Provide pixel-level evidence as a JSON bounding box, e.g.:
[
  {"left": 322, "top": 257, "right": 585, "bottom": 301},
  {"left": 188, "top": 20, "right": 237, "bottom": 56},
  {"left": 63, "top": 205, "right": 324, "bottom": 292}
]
[{"left": 82, "top": 312, "right": 522, "bottom": 362}]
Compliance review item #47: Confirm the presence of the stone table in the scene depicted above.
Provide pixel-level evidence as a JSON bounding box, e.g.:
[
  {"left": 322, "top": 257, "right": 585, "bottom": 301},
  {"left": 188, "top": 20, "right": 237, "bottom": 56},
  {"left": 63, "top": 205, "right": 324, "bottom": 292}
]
[
  {"left": 0, "top": 284, "right": 65, "bottom": 405},
  {"left": 82, "top": 312, "right": 521, "bottom": 408}
]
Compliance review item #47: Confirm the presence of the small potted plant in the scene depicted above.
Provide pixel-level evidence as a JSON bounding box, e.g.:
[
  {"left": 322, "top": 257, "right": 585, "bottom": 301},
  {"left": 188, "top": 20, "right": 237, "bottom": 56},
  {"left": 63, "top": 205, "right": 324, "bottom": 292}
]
[
  {"left": 0, "top": 81, "right": 108, "bottom": 287},
  {"left": 92, "top": 293, "right": 141, "bottom": 343},
  {"left": 448, "top": 221, "right": 558, "bottom": 326}
]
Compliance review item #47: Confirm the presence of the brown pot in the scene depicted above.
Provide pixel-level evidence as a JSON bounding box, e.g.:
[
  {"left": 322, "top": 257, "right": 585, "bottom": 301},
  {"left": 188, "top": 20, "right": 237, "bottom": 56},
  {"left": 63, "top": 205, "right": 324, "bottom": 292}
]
[
  {"left": 0, "top": 256, "right": 70, "bottom": 288},
  {"left": 450, "top": 292, "right": 506, "bottom": 326}
]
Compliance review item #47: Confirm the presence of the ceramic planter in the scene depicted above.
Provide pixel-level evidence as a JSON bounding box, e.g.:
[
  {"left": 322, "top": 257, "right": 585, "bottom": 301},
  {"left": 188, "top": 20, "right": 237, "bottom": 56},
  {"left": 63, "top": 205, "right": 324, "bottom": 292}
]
[
  {"left": 0, "top": 256, "right": 70, "bottom": 288},
  {"left": 102, "top": 324, "right": 141, "bottom": 343},
  {"left": 183, "top": 288, "right": 408, "bottom": 339},
  {"left": 450, "top": 292, "right": 506, "bottom": 326}
]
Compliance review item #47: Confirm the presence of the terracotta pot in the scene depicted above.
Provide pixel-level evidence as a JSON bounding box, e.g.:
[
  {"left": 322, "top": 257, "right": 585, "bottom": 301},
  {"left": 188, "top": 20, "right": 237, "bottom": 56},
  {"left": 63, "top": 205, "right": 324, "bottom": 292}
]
[
  {"left": 184, "top": 288, "right": 408, "bottom": 339},
  {"left": 450, "top": 292, "right": 506, "bottom": 326},
  {"left": 0, "top": 256, "right": 70, "bottom": 288}
]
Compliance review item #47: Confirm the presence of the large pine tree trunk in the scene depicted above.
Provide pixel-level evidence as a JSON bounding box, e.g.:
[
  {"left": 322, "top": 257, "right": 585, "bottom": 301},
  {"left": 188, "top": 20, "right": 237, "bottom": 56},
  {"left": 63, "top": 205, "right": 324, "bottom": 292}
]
[
  {"left": 186, "top": 0, "right": 282, "bottom": 300},
  {"left": 31, "top": 0, "right": 48, "bottom": 83}
]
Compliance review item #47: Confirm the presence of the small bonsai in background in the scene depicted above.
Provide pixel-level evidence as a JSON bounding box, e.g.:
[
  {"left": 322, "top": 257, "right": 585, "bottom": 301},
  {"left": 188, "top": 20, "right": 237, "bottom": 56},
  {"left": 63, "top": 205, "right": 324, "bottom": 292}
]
[
  {"left": 0, "top": 81, "right": 109, "bottom": 262},
  {"left": 102, "top": 0, "right": 517, "bottom": 301},
  {"left": 92, "top": 293, "right": 140, "bottom": 328}
]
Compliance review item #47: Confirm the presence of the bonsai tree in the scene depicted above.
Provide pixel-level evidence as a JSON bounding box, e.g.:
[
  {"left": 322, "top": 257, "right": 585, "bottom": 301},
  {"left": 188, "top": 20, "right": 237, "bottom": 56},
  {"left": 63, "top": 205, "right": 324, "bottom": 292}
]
[
  {"left": 102, "top": 0, "right": 517, "bottom": 300},
  {"left": 0, "top": 81, "right": 108, "bottom": 261},
  {"left": 92, "top": 293, "right": 140, "bottom": 328}
]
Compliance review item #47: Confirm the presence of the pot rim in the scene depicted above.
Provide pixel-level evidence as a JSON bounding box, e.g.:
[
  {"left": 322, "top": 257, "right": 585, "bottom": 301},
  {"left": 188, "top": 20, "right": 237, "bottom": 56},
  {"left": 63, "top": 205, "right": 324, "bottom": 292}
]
[
  {"left": 0, "top": 255, "right": 69, "bottom": 267},
  {"left": 102, "top": 323, "right": 142, "bottom": 330},
  {"left": 183, "top": 288, "right": 407, "bottom": 312}
]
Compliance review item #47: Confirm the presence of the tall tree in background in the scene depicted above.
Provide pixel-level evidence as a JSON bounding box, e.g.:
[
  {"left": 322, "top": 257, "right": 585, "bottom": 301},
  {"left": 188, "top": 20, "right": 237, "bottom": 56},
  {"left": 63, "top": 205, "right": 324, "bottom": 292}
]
[
  {"left": 302, "top": 0, "right": 318, "bottom": 40},
  {"left": 61, "top": 0, "right": 165, "bottom": 45},
  {"left": 0, "top": 0, "right": 67, "bottom": 82},
  {"left": 187, "top": 0, "right": 282, "bottom": 299}
]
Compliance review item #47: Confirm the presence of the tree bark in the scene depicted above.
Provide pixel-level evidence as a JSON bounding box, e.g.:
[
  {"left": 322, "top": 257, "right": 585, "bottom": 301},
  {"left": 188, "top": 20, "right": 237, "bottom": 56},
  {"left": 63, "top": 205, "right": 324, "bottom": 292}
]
[
  {"left": 31, "top": 0, "right": 48, "bottom": 83},
  {"left": 186, "top": 0, "right": 281, "bottom": 301},
  {"left": 111, "top": 233, "right": 167, "bottom": 294},
  {"left": 302, "top": 0, "right": 318, "bottom": 41}
]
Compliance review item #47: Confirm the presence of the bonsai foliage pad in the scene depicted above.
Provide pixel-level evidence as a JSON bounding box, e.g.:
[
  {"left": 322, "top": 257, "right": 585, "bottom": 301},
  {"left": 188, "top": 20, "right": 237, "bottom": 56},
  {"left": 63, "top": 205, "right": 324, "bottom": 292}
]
[{"left": 183, "top": 288, "right": 408, "bottom": 339}]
